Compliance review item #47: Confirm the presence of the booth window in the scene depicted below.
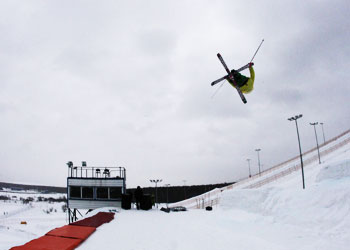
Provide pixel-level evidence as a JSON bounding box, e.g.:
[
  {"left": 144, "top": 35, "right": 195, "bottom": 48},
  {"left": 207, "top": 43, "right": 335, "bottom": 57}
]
[
  {"left": 110, "top": 187, "right": 122, "bottom": 199},
  {"left": 97, "top": 187, "right": 109, "bottom": 199},
  {"left": 82, "top": 187, "right": 93, "bottom": 199},
  {"left": 70, "top": 186, "right": 81, "bottom": 198}
]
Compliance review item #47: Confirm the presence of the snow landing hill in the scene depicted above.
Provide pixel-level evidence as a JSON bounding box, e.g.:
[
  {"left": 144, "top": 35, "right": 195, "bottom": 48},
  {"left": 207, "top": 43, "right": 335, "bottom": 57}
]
[
  {"left": 76, "top": 130, "right": 350, "bottom": 250},
  {"left": 2, "top": 129, "right": 350, "bottom": 250}
]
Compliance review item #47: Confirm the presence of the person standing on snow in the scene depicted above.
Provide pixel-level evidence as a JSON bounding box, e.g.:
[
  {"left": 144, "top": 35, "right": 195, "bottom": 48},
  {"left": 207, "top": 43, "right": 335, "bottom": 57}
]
[
  {"left": 227, "top": 62, "right": 255, "bottom": 94},
  {"left": 134, "top": 186, "right": 143, "bottom": 210}
]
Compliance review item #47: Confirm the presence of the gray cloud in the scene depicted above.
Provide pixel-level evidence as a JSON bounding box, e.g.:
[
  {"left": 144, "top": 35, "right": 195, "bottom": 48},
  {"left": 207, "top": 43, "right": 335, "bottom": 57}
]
[{"left": 0, "top": 0, "right": 349, "bottom": 188}]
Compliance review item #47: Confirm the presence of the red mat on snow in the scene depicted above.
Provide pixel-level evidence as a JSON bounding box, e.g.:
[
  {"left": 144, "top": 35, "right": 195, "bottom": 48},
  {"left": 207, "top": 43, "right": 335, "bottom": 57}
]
[
  {"left": 10, "top": 212, "right": 115, "bottom": 250},
  {"left": 46, "top": 225, "right": 96, "bottom": 239},
  {"left": 10, "top": 235, "right": 82, "bottom": 250},
  {"left": 70, "top": 212, "right": 114, "bottom": 228}
]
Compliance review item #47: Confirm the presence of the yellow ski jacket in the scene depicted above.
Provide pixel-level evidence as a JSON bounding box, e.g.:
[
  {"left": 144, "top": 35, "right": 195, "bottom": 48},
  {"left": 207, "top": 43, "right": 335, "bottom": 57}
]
[{"left": 240, "top": 66, "right": 255, "bottom": 94}]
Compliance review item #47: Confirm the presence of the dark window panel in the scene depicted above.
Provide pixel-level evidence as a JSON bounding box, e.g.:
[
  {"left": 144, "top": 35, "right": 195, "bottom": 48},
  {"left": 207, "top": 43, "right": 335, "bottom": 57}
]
[
  {"left": 82, "top": 187, "right": 93, "bottom": 199},
  {"left": 97, "top": 187, "right": 108, "bottom": 199},
  {"left": 70, "top": 186, "right": 81, "bottom": 198}
]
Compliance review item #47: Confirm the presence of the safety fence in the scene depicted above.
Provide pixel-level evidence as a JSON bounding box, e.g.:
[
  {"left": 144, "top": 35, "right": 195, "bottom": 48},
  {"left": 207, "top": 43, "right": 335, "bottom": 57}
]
[
  {"left": 170, "top": 129, "right": 350, "bottom": 209},
  {"left": 10, "top": 212, "right": 115, "bottom": 250},
  {"left": 245, "top": 136, "right": 350, "bottom": 189}
]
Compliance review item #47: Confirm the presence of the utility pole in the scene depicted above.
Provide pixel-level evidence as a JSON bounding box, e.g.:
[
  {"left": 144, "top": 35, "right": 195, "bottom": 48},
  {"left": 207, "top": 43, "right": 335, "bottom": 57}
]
[
  {"left": 310, "top": 122, "right": 321, "bottom": 164},
  {"left": 164, "top": 184, "right": 170, "bottom": 208},
  {"left": 288, "top": 114, "right": 305, "bottom": 189},
  {"left": 247, "top": 159, "right": 252, "bottom": 178},
  {"left": 150, "top": 179, "right": 162, "bottom": 208},
  {"left": 320, "top": 122, "right": 326, "bottom": 144},
  {"left": 255, "top": 149, "right": 261, "bottom": 175}
]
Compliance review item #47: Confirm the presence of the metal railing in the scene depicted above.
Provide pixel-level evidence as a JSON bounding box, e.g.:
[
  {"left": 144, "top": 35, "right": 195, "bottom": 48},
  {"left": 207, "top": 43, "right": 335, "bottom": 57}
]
[{"left": 67, "top": 165, "right": 126, "bottom": 179}]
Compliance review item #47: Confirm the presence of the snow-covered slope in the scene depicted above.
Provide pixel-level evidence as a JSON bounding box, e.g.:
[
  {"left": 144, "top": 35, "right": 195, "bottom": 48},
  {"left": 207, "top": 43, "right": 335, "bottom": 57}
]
[
  {"left": 170, "top": 129, "right": 350, "bottom": 209},
  {"left": 219, "top": 157, "right": 350, "bottom": 249},
  {"left": 2, "top": 131, "right": 350, "bottom": 250},
  {"left": 76, "top": 135, "right": 350, "bottom": 250}
]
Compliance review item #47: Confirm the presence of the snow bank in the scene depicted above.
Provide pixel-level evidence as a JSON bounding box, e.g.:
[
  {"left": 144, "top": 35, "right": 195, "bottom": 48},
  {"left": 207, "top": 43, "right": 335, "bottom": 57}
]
[
  {"left": 316, "top": 158, "right": 350, "bottom": 182},
  {"left": 218, "top": 156, "right": 350, "bottom": 249}
]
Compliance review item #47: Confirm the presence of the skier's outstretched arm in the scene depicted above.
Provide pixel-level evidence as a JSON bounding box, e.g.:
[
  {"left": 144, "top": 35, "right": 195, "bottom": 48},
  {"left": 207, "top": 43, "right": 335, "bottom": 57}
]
[{"left": 249, "top": 66, "right": 255, "bottom": 82}]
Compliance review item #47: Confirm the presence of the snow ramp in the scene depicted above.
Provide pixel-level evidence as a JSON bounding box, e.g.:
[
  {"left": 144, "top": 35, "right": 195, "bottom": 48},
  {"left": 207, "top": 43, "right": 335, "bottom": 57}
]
[{"left": 10, "top": 212, "right": 114, "bottom": 250}]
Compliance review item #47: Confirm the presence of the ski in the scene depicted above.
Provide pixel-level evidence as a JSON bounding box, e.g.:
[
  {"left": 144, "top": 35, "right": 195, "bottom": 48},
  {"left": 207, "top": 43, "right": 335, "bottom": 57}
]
[
  {"left": 215, "top": 53, "right": 247, "bottom": 104},
  {"left": 211, "top": 63, "right": 250, "bottom": 86},
  {"left": 211, "top": 75, "right": 227, "bottom": 86}
]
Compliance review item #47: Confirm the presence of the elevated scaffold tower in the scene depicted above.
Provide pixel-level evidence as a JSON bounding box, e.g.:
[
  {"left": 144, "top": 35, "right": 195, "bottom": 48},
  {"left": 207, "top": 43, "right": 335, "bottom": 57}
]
[{"left": 66, "top": 161, "right": 126, "bottom": 223}]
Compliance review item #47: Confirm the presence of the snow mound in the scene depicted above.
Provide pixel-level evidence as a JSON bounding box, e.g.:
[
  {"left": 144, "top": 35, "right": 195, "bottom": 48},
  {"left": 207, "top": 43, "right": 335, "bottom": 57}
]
[
  {"left": 219, "top": 157, "right": 350, "bottom": 238},
  {"left": 316, "top": 159, "right": 350, "bottom": 182}
]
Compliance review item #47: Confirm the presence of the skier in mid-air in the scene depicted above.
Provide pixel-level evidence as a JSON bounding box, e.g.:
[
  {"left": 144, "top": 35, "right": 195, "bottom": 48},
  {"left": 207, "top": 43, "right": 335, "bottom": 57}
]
[
  {"left": 227, "top": 62, "right": 255, "bottom": 94},
  {"left": 211, "top": 39, "right": 264, "bottom": 103}
]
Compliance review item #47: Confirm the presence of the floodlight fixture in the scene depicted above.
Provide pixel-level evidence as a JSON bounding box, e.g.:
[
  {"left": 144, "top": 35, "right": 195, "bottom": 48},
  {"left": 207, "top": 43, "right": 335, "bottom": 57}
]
[{"left": 288, "top": 114, "right": 303, "bottom": 121}]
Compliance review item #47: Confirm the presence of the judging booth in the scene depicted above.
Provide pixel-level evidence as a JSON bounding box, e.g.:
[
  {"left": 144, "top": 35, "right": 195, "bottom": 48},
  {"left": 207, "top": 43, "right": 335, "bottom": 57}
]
[{"left": 66, "top": 161, "right": 126, "bottom": 223}]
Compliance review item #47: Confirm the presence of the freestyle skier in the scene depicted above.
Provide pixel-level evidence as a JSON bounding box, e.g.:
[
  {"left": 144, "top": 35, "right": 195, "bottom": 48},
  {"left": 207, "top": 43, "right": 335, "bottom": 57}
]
[
  {"left": 228, "top": 62, "right": 255, "bottom": 94},
  {"left": 211, "top": 39, "right": 264, "bottom": 103}
]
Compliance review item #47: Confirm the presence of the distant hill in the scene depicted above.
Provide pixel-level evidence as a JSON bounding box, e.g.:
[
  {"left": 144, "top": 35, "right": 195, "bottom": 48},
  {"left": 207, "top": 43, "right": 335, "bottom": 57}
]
[{"left": 0, "top": 182, "right": 66, "bottom": 194}]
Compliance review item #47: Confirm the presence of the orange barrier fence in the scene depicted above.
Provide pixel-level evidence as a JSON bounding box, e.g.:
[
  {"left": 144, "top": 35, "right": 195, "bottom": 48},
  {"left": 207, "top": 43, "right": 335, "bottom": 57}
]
[{"left": 245, "top": 136, "right": 350, "bottom": 188}]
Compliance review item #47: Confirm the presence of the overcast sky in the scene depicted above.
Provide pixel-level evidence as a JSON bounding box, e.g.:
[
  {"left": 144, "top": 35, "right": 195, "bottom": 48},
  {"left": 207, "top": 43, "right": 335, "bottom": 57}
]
[{"left": 1, "top": 0, "right": 349, "bottom": 188}]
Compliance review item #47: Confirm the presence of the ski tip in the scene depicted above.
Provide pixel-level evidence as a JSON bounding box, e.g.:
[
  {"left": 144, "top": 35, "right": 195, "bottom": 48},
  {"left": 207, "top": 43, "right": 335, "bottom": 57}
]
[{"left": 217, "top": 53, "right": 221, "bottom": 57}]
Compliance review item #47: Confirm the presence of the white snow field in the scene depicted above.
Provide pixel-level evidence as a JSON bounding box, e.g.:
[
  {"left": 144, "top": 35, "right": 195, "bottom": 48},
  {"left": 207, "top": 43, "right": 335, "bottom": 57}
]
[
  {"left": 1, "top": 130, "right": 350, "bottom": 250},
  {"left": 0, "top": 192, "right": 67, "bottom": 249},
  {"left": 77, "top": 132, "right": 350, "bottom": 250}
]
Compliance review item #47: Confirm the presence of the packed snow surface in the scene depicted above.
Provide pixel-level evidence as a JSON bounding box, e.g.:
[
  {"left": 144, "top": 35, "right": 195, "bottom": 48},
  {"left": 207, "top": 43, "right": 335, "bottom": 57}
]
[
  {"left": 1, "top": 145, "right": 350, "bottom": 250},
  {"left": 76, "top": 145, "right": 350, "bottom": 250}
]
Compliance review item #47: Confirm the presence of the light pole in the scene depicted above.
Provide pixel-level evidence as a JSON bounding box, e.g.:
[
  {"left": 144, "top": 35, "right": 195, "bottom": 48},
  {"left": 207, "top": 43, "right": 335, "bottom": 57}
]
[
  {"left": 150, "top": 179, "right": 162, "bottom": 208},
  {"left": 255, "top": 149, "right": 261, "bottom": 175},
  {"left": 310, "top": 122, "right": 321, "bottom": 164},
  {"left": 247, "top": 159, "right": 252, "bottom": 178},
  {"left": 288, "top": 114, "right": 305, "bottom": 189},
  {"left": 164, "top": 184, "right": 170, "bottom": 208},
  {"left": 183, "top": 180, "right": 187, "bottom": 200},
  {"left": 320, "top": 122, "right": 326, "bottom": 144}
]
